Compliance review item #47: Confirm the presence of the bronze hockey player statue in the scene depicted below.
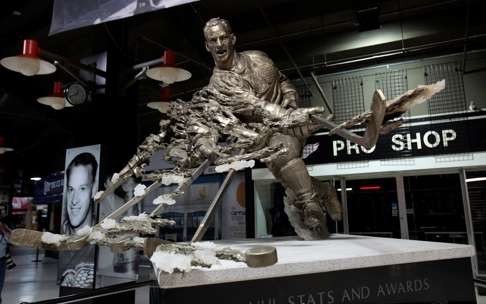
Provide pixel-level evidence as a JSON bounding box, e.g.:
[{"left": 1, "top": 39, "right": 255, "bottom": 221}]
[{"left": 91, "top": 17, "right": 444, "bottom": 240}]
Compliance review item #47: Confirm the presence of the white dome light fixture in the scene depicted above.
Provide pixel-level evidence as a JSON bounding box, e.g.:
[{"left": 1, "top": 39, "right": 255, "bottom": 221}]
[
  {"left": 37, "top": 81, "right": 73, "bottom": 110},
  {"left": 0, "top": 40, "right": 56, "bottom": 76},
  {"left": 0, "top": 136, "right": 14, "bottom": 154},
  {"left": 146, "top": 84, "right": 171, "bottom": 113},
  {"left": 145, "top": 50, "right": 191, "bottom": 84},
  {"left": 146, "top": 66, "right": 191, "bottom": 84},
  {"left": 147, "top": 101, "right": 170, "bottom": 113}
]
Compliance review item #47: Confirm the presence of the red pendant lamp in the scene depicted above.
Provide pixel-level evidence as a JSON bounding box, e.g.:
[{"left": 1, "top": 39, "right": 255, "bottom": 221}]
[
  {"left": 0, "top": 136, "right": 14, "bottom": 154},
  {"left": 37, "top": 81, "right": 72, "bottom": 110},
  {"left": 0, "top": 40, "right": 56, "bottom": 76},
  {"left": 146, "top": 49, "right": 191, "bottom": 84}
]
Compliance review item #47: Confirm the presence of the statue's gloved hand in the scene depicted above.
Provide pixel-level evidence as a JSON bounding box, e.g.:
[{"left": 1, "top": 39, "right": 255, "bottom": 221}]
[{"left": 286, "top": 107, "right": 325, "bottom": 124}]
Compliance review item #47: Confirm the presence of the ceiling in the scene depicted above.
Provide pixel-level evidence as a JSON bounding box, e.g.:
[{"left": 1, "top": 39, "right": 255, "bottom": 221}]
[{"left": 0, "top": 0, "right": 485, "bottom": 190}]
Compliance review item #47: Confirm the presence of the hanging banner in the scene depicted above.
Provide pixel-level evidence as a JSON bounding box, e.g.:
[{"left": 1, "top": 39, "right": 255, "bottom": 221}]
[
  {"left": 50, "top": 0, "right": 198, "bottom": 35},
  {"left": 33, "top": 171, "right": 64, "bottom": 204},
  {"left": 58, "top": 144, "right": 100, "bottom": 289},
  {"left": 251, "top": 111, "right": 486, "bottom": 169},
  {"left": 302, "top": 112, "right": 486, "bottom": 164}
]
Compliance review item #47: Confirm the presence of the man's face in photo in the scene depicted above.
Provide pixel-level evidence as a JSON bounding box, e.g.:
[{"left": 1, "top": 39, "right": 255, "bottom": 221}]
[{"left": 67, "top": 164, "right": 93, "bottom": 228}]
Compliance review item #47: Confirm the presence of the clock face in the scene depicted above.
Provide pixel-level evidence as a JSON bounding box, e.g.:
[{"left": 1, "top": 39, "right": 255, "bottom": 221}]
[{"left": 65, "top": 83, "right": 87, "bottom": 106}]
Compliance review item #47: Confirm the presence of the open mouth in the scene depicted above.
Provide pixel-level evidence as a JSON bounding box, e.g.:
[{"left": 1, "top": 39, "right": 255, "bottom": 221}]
[{"left": 216, "top": 49, "right": 227, "bottom": 56}]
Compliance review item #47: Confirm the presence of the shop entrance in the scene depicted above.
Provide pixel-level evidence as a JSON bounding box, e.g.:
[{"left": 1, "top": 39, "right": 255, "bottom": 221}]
[
  {"left": 342, "top": 173, "right": 469, "bottom": 244},
  {"left": 339, "top": 171, "right": 481, "bottom": 275},
  {"left": 404, "top": 174, "right": 468, "bottom": 244},
  {"left": 345, "top": 178, "right": 401, "bottom": 238}
]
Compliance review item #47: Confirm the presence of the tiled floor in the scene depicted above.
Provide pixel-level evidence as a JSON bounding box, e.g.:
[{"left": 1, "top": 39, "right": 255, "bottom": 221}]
[
  {"left": 2, "top": 248, "right": 486, "bottom": 304},
  {"left": 3, "top": 248, "right": 150, "bottom": 304},
  {"left": 3, "top": 249, "right": 59, "bottom": 304}
]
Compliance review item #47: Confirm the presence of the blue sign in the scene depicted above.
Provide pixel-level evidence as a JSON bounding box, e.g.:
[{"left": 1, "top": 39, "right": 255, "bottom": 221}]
[{"left": 33, "top": 171, "right": 64, "bottom": 204}]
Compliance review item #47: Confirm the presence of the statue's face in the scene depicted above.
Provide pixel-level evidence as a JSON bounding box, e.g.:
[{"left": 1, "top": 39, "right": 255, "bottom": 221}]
[{"left": 205, "top": 24, "right": 236, "bottom": 69}]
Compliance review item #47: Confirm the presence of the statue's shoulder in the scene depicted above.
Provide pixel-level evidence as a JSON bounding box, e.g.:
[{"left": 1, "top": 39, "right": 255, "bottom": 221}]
[{"left": 241, "top": 50, "right": 273, "bottom": 65}]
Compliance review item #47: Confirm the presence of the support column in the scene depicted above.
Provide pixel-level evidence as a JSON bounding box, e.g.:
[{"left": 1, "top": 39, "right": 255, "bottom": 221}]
[
  {"left": 395, "top": 175, "right": 409, "bottom": 239},
  {"left": 340, "top": 178, "right": 349, "bottom": 234},
  {"left": 253, "top": 181, "right": 273, "bottom": 238},
  {"left": 459, "top": 168, "right": 479, "bottom": 277}
]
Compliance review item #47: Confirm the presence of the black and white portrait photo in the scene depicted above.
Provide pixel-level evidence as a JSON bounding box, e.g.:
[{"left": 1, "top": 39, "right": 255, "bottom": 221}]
[
  {"left": 59, "top": 145, "right": 100, "bottom": 289},
  {"left": 62, "top": 152, "right": 99, "bottom": 235}
]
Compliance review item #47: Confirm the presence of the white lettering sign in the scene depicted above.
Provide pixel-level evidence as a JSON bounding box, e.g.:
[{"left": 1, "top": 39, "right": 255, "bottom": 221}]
[
  {"left": 391, "top": 129, "right": 457, "bottom": 152},
  {"left": 332, "top": 128, "right": 457, "bottom": 156}
]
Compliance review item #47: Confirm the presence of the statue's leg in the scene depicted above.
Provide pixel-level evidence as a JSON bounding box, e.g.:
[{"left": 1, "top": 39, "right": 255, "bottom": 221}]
[
  {"left": 265, "top": 133, "right": 329, "bottom": 239},
  {"left": 311, "top": 178, "right": 342, "bottom": 221}
]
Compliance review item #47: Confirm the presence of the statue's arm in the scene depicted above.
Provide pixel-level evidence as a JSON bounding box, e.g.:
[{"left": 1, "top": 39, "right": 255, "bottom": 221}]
[{"left": 279, "top": 72, "right": 298, "bottom": 109}]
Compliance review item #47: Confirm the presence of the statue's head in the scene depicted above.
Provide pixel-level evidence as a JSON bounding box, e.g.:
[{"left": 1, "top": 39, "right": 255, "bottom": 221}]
[{"left": 204, "top": 18, "right": 236, "bottom": 70}]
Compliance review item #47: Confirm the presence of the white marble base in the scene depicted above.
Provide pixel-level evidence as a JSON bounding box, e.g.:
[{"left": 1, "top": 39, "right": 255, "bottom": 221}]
[{"left": 157, "top": 234, "right": 475, "bottom": 288}]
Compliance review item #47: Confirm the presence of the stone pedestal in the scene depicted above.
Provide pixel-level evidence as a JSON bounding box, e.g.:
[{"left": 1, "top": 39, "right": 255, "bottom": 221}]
[{"left": 152, "top": 234, "right": 477, "bottom": 304}]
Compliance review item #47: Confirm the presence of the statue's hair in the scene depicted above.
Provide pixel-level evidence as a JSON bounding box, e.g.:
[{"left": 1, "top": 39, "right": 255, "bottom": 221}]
[{"left": 203, "top": 17, "right": 232, "bottom": 37}]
